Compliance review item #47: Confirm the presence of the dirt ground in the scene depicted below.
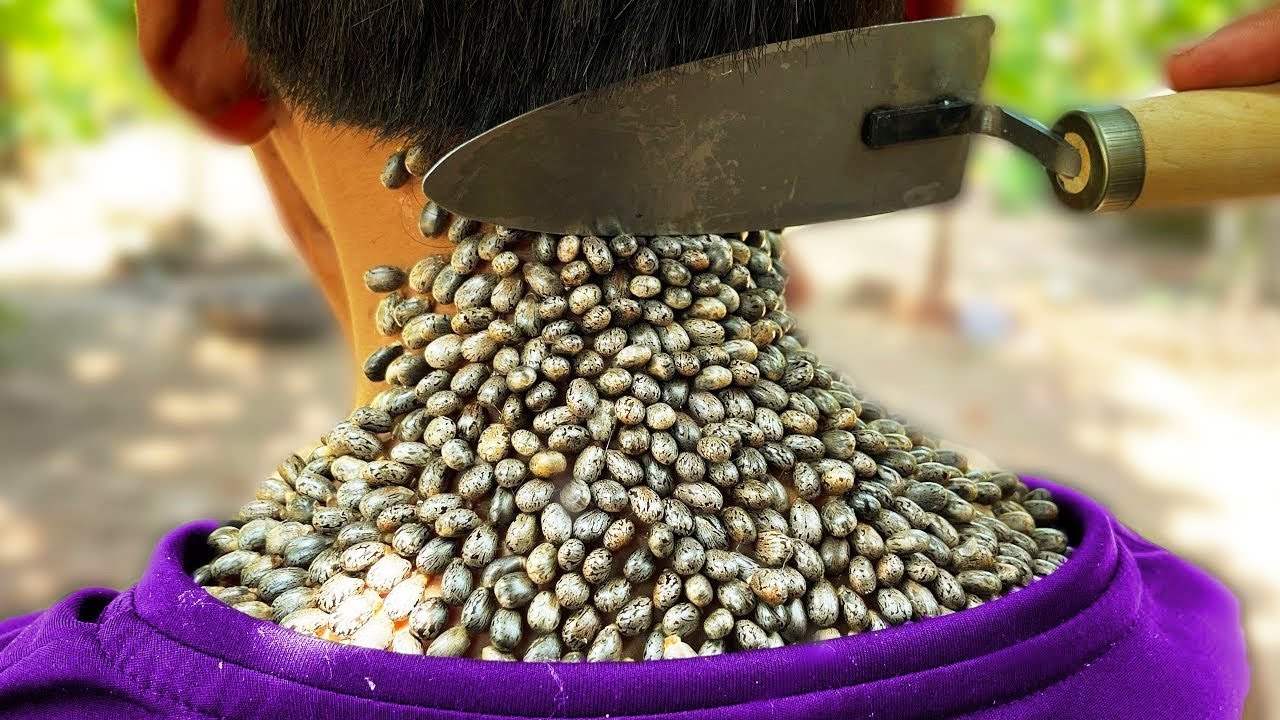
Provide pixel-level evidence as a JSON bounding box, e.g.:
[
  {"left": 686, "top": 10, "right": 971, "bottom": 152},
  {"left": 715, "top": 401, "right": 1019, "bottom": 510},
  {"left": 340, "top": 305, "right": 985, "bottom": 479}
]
[{"left": 0, "top": 189, "right": 1274, "bottom": 713}]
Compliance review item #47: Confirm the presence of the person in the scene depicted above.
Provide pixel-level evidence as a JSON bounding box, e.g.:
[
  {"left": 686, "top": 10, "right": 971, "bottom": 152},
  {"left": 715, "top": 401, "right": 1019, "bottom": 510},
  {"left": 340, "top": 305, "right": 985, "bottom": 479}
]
[
  {"left": 0, "top": 1, "right": 1260, "bottom": 717},
  {"left": 1167, "top": 4, "right": 1280, "bottom": 92}
]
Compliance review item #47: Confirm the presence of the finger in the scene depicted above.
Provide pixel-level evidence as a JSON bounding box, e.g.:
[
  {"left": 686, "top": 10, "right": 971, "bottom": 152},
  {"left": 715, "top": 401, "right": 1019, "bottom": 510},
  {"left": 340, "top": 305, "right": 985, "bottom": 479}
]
[{"left": 1167, "top": 5, "right": 1280, "bottom": 91}]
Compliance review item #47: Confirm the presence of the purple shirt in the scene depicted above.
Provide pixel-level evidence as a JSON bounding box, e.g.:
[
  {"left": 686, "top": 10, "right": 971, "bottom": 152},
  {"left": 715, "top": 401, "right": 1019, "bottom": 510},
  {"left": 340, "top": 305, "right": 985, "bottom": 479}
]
[{"left": 0, "top": 479, "right": 1248, "bottom": 719}]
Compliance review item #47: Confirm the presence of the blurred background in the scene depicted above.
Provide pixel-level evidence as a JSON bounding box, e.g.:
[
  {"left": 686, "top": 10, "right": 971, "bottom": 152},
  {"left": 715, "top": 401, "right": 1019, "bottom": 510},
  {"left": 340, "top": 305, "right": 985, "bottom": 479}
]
[{"left": 0, "top": 0, "right": 1274, "bottom": 714}]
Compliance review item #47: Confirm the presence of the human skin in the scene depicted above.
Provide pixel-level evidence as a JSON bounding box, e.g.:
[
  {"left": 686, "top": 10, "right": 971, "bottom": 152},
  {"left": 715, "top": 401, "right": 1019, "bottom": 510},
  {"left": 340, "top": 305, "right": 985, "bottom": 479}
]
[
  {"left": 243, "top": 117, "right": 449, "bottom": 407},
  {"left": 137, "top": 0, "right": 455, "bottom": 406},
  {"left": 1166, "top": 4, "right": 1280, "bottom": 90}
]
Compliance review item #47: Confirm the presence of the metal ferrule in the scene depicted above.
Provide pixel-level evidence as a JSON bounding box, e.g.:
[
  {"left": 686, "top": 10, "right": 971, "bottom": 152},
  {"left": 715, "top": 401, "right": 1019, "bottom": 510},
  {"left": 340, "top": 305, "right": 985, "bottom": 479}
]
[{"left": 1049, "top": 106, "right": 1146, "bottom": 213}]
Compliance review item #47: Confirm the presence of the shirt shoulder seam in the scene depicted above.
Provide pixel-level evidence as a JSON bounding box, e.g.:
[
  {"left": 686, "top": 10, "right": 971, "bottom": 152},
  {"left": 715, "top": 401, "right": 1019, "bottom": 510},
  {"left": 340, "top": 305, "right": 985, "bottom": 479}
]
[
  {"left": 117, "top": 554, "right": 1136, "bottom": 719},
  {"left": 97, "top": 594, "right": 218, "bottom": 720}
]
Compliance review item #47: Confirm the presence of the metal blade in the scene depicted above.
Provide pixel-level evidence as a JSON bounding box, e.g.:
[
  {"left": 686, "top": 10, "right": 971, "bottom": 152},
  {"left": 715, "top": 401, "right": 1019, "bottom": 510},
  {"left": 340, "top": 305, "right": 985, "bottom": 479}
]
[{"left": 423, "top": 16, "right": 995, "bottom": 235}]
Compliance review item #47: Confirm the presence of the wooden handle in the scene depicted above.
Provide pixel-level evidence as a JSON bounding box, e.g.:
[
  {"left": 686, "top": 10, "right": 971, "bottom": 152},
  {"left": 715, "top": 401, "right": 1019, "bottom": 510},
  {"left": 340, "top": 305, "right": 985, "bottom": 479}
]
[{"left": 1050, "top": 83, "right": 1280, "bottom": 212}]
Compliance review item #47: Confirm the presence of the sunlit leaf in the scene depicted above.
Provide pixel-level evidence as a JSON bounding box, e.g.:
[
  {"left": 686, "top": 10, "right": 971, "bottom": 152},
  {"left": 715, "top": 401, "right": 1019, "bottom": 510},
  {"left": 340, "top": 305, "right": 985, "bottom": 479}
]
[{"left": 1, "top": 0, "right": 166, "bottom": 150}]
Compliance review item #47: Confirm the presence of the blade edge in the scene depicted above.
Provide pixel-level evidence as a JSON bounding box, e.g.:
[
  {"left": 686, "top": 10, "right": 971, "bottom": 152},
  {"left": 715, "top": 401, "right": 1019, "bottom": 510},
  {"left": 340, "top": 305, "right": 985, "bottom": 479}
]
[{"left": 424, "top": 16, "right": 995, "bottom": 235}]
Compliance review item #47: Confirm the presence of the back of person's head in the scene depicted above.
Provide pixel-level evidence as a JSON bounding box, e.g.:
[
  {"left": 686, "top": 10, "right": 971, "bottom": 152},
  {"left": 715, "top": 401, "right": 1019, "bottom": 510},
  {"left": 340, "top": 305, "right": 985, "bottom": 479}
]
[
  {"left": 133, "top": 0, "right": 904, "bottom": 377},
  {"left": 142, "top": 1, "right": 903, "bottom": 154}
]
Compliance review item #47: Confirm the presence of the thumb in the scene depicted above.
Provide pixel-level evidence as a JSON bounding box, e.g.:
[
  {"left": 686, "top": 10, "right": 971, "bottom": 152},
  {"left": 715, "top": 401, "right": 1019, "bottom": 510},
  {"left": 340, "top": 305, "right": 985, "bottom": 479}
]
[{"left": 1167, "top": 5, "right": 1280, "bottom": 91}]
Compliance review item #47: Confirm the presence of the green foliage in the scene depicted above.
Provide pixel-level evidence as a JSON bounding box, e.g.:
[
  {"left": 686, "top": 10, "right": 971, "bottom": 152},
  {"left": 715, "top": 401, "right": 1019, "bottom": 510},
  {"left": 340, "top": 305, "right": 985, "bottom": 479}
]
[
  {"left": 0, "top": 0, "right": 1271, "bottom": 187},
  {"left": 967, "top": 0, "right": 1271, "bottom": 211},
  {"left": 0, "top": 0, "right": 164, "bottom": 151}
]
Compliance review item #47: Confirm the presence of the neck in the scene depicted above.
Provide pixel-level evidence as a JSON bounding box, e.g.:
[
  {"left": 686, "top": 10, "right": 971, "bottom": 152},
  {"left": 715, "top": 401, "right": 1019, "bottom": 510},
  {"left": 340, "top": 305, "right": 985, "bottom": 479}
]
[{"left": 252, "top": 121, "right": 454, "bottom": 405}]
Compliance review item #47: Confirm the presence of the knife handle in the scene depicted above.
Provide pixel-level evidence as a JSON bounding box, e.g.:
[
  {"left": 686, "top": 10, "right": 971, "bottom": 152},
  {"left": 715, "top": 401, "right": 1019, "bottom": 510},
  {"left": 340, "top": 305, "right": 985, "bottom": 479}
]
[{"left": 1048, "top": 83, "right": 1280, "bottom": 212}]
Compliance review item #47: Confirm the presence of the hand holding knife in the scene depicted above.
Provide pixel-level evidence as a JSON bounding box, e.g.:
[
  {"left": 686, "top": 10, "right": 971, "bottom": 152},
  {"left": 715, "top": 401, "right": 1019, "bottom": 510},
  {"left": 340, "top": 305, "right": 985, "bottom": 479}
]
[{"left": 424, "top": 12, "right": 1280, "bottom": 236}]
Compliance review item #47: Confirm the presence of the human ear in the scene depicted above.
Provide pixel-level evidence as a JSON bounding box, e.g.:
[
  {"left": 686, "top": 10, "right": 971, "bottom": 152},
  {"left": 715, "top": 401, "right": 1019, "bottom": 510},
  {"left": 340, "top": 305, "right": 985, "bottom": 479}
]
[{"left": 136, "top": 0, "right": 274, "bottom": 144}]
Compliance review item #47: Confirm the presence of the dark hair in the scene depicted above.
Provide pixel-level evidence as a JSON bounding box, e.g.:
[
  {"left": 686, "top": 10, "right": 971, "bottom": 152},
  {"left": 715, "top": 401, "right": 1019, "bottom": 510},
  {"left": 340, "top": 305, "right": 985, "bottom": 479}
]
[{"left": 227, "top": 1, "right": 903, "bottom": 159}]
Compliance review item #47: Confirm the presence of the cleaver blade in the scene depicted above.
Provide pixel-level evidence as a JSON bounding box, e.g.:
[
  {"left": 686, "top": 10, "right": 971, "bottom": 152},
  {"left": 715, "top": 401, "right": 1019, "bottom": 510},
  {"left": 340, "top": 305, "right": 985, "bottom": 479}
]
[{"left": 422, "top": 16, "right": 995, "bottom": 236}]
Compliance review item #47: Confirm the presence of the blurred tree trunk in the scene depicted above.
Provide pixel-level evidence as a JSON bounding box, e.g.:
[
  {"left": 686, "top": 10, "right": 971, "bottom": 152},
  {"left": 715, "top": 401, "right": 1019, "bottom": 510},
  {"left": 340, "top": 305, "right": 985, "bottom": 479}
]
[
  {"left": 0, "top": 46, "right": 35, "bottom": 187},
  {"left": 1261, "top": 202, "right": 1280, "bottom": 305},
  {"left": 1208, "top": 205, "right": 1260, "bottom": 314},
  {"left": 0, "top": 45, "right": 15, "bottom": 232},
  {"left": 0, "top": 45, "right": 16, "bottom": 178},
  {"left": 914, "top": 206, "right": 956, "bottom": 327}
]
